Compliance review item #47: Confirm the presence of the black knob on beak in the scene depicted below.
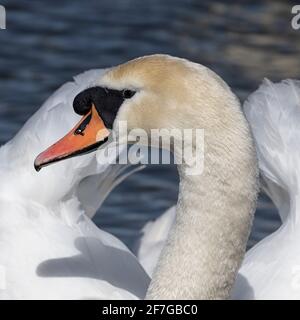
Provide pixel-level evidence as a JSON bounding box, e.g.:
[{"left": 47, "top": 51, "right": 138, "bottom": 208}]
[{"left": 73, "top": 88, "right": 97, "bottom": 115}]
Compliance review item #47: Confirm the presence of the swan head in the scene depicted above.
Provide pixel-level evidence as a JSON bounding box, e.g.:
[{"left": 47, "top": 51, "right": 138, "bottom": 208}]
[{"left": 34, "top": 54, "right": 241, "bottom": 170}]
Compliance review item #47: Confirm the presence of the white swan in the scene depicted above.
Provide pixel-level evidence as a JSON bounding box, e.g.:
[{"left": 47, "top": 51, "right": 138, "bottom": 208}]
[
  {"left": 35, "top": 54, "right": 259, "bottom": 299},
  {"left": 0, "top": 69, "right": 150, "bottom": 299}
]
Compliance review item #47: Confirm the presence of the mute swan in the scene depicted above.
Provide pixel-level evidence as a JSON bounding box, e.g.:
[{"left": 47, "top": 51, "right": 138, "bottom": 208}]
[
  {"left": 35, "top": 54, "right": 259, "bottom": 299},
  {"left": 0, "top": 69, "right": 150, "bottom": 299}
]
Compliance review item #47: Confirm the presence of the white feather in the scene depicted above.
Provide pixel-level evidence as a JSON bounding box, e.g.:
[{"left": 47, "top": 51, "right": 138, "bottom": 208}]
[
  {"left": 233, "top": 79, "right": 300, "bottom": 299},
  {"left": 0, "top": 69, "right": 150, "bottom": 299}
]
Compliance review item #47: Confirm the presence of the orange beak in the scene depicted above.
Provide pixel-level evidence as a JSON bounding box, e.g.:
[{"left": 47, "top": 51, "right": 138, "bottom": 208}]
[{"left": 34, "top": 105, "right": 110, "bottom": 171}]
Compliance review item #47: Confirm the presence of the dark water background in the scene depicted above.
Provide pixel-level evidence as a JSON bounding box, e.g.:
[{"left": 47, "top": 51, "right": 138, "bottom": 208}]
[{"left": 1, "top": 0, "right": 299, "bottom": 249}]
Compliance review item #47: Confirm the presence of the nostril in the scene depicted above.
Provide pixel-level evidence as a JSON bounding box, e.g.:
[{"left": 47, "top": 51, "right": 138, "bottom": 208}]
[{"left": 74, "top": 113, "right": 92, "bottom": 136}]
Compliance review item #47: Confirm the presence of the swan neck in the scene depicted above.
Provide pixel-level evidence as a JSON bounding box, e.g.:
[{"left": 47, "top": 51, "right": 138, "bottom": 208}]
[{"left": 146, "top": 117, "right": 258, "bottom": 299}]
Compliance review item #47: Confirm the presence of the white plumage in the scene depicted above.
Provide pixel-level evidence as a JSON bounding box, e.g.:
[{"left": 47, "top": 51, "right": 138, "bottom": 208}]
[
  {"left": 1, "top": 53, "right": 299, "bottom": 299},
  {"left": 136, "top": 206, "right": 176, "bottom": 276},
  {"left": 233, "top": 79, "right": 300, "bottom": 299},
  {"left": 0, "top": 69, "right": 150, "bottom": 299}
]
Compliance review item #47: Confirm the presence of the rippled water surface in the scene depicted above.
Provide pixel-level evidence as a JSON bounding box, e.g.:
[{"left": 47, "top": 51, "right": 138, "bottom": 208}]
[{"left": 1, "top": 0, "right": 299, "bottom": 249}]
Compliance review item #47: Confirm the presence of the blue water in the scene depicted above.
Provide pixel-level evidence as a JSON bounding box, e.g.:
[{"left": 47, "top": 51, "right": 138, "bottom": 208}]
[{"left": 1, "top": 0, "right": 298, "bottom": 249}]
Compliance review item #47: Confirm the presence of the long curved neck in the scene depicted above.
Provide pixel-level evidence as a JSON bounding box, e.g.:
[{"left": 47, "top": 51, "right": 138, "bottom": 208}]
[{"left": 146, "top": 112, "right": 258, "bottom": 299}]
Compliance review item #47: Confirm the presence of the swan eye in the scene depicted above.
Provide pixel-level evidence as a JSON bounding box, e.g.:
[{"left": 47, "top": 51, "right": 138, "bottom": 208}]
[{"left": 122, "top": 89, "right": 136, "bottom": 99}]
